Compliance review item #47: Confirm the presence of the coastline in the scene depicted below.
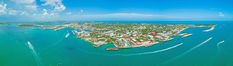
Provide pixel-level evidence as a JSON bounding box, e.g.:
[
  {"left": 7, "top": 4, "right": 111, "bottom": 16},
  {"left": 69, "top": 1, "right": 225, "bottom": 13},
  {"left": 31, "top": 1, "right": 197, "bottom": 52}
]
[{"left": 37, "top": 23, "right": 215, "bottom": 51}]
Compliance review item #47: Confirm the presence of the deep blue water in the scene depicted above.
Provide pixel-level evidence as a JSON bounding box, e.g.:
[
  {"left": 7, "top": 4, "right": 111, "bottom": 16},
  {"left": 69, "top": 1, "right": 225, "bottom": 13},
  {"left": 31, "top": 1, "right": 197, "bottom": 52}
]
[{"left": 0, "top": 21, "right": 233, "bottom": 66}]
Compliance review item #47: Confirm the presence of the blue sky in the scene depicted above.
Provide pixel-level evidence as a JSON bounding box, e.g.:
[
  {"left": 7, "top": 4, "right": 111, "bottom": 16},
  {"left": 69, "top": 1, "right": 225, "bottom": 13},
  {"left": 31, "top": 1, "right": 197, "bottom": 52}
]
[{"left": 0, "top": 0, "right": 233, "bottom": 21}]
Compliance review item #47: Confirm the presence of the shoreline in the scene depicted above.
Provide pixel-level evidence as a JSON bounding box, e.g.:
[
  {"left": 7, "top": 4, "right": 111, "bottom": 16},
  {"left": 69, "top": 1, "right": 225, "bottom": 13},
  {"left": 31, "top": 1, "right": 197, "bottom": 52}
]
[{"left": 38, "top": 23, "right": 215, "bottom": 51}]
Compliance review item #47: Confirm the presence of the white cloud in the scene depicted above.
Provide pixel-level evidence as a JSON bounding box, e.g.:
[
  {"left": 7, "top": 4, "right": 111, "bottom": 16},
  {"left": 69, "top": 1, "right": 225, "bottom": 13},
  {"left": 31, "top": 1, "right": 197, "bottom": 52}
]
[
  {"left": 63, "top": 12, "right": 164, "bottom": 21},
  {"left": 10, "top": 0, "right": 37, "bottom": 10},
  {"left": 85, "top": 13, "right": 157, "bottom": 18},
  {"left": 10, "top": 0, "right": 35, "bottom": 4},
  {"left": 20, "top": 11, "right": 29, "bottom": 15},
  {"left": 218, "top": 12, "right": 225, "bottom": 17},
  {"left": 42, "top": 9, "right": 49, "bottom": 15},
  {"left": 0, "top": 0, "right": 64, "bottom": 21},
  {"left": 8, "top": 9, "right": 17, "bottom": 15},
  {"left": 41, "top": 0, "right": 66, "bottom": 12},
  {"left": 25, "top": 5, "right": 37, "bottom": 10},
  {"left": 41, "top": 9, "right": 58, "bottom": 17},
  {"left": 0, "top": 3, "right": 19, "bottom": 15},
  {"left": 66, "top": 12, "right": 72, "bottom": 15},
  {"left": 0, "top": 3, "right": 7, "bottom": 15}
]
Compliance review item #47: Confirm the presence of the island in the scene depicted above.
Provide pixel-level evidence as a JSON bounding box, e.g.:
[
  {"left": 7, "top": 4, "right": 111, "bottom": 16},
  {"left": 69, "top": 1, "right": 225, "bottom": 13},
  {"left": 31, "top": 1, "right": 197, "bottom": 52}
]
[
  {"left": 0, "top": 22, "right": 7, "bottom": 26},
  {"left": 18, "top": 24, "right": 36, "bottom": 27},
  {"left": 40, "top": 22, "right": 214, "bottom": 51}
]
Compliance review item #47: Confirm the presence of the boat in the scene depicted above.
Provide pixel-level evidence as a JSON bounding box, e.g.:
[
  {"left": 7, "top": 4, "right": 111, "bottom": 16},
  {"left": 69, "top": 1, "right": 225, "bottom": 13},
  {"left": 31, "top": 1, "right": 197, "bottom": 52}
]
[{"left": 65, "top": 32, "right": 70, "bottom": 38}]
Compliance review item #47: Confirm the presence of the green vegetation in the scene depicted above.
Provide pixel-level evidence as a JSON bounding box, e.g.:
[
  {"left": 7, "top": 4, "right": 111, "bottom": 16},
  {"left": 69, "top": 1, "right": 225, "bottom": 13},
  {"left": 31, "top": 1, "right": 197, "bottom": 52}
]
[
  {"left": 18, "top": 24, "right": 35, "bottom": 27},
  {"left": 41, "top": 22, "right": 214, "bottom": 50}
]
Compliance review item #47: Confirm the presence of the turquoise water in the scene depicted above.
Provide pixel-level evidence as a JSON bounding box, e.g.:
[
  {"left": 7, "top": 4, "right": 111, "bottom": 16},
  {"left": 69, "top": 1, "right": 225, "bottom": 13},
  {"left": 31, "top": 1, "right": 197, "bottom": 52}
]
[{"left": 0, "top": 21, "right": 233, "bottom": 66}]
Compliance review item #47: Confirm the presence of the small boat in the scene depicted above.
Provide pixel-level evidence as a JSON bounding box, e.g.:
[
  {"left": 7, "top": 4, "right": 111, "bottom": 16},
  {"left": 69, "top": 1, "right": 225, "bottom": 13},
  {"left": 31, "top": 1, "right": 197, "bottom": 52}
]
[
  {"left": 27, "top": 41, "right": 34, "bottom": 50},
  {"left": 65, "top": 32, "right": 70, "bottom": 38}
]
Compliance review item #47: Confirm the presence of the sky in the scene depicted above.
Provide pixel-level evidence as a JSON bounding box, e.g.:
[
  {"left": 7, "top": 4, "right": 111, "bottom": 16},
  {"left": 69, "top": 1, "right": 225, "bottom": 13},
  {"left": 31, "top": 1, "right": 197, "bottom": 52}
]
[{"left": 0, "top": 0, "right": 233, "bottom": 21}]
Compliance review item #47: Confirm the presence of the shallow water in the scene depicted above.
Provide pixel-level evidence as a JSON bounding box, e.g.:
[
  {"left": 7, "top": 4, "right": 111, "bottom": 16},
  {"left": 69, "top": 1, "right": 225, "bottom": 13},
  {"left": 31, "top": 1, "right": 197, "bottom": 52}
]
[{"left": 0, "top": 21, "right": 233, "bottom": 66}]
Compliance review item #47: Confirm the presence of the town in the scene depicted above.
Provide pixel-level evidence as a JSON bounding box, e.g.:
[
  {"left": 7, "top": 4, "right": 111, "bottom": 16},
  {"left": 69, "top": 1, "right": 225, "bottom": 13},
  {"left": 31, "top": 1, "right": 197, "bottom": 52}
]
[{"left": 15, "top": 22, "right": 214, "bottom": 51}]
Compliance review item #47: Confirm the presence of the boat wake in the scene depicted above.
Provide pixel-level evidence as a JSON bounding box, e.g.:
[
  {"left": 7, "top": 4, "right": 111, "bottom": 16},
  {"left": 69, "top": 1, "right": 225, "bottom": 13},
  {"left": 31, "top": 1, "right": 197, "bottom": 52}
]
[
  {"left": 27, "top": 41, "right": 42, "bottom": 66},
  {"left": 161, "top": 37, "right": 213, "bottom": 65},
  {"left": 181, "top": 37, "right": 213, "bottom": 55},
  {"left": 116, "top": 43, "right": 184, "bottom": 56},
  {"left": 216, "top": 40, "right": 225, "bottom": 57},
  {"left": 217, "top": 40, "right": 225, "bottom": 52},
  {"left": 203, "top": 25, "right": 215, "bottom": 32},
  {"left": 217, "top": 40, "right": 225, "bottom": 47},
  {"left": 72, "top": 30, "right": 77, "bottom": 35}
]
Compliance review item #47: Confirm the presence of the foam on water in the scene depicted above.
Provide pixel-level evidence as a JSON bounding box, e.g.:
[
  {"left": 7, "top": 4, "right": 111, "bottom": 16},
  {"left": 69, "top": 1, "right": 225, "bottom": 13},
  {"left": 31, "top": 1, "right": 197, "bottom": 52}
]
[
  {"left": 27, "top": 41, "right": 42, "bottom": 66},
  {"left": 116, "top": 43, "right": 184, "bottom": 56}
]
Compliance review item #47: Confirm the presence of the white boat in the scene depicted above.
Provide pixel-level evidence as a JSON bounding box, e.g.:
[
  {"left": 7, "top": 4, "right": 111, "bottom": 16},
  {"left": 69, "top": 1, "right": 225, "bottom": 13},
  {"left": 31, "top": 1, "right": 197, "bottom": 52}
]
[
  {"left": 27, "top": 41, "right": 34, "bottom": 50},
  {"left": 65, "top": 32, "right": 70, "bottom": 38}
]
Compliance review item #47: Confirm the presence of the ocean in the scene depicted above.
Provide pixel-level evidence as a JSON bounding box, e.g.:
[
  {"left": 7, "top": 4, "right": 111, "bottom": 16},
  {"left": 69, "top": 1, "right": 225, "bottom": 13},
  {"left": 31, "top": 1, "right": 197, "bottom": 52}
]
[{"left": 0, "top": 21, "right": 232, "bottom": 66}]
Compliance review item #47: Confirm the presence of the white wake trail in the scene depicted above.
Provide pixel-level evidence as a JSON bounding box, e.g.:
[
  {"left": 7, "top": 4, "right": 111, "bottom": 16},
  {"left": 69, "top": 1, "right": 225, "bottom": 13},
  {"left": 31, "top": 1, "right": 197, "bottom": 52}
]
[
  {"left": 27, "top": 41, "right": 42, "bottom": 66},
  {"left": 203, "top": 25, "right": 215, "bottom": 32},
  {"left": 217, "top": 40, "right": 225, "bottom": 47},
  {"left": 161, "top": 37, "right": 213, "bottom": 65},
  {"left": 216, "top": 40, "right": 225, "bottom": 53},
  {"left": 72, "top": 30, "right": 77, "bottom": 35},
  {"left": 181, "top": 37, "right": 213, "bottom": 55},
  {"left": 116, "top": 43, "right": 184, "bottom": 56}
]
